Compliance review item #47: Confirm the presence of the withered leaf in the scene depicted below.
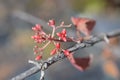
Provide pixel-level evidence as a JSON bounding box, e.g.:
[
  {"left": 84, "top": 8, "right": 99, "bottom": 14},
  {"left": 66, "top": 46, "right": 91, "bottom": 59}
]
[
  {"left": 67, "top": 53, "right": 92, "bottom": 71},
  {"left": 71, "top": 17, "right": 96, "bottom": 36}
]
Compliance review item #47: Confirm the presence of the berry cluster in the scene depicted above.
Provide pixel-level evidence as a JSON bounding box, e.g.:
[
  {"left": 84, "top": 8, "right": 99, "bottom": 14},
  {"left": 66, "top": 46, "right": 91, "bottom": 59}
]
[
  {"left": 31, "top": 19, "right": 72, "bottom": 60},
  {"left": 57, "top": 29, "right": 67, "bottom": 42},
  {"left": 31, "top": 17, "right": 95, "bottom": 71}
]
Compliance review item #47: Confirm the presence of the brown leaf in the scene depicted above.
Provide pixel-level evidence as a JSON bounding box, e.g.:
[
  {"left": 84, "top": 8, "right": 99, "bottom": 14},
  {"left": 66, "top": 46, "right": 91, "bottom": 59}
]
[
  {"left": 102, "top": 47, "right": 113, "bottom": 59},
  {"left": 103, "top": 60, "right": 119, "bottom": 78},
  {"left": 71, "top": 17, "right": 96, "bottom": 36},
  {"left": 109, "top": 37, "right": 119, "bottom": 46},
  {"left": 68, "top": 54, "right": 92, "bottom": 71}
]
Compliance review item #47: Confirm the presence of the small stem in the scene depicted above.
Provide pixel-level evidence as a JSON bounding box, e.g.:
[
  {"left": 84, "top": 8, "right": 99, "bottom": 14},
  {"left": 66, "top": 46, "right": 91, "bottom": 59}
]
[
  {"left": 28, "top": 60, "right": 42, "bottom": 68},
  {"left": 56, "top": 24, "right": 72, "bottom": 29},
  {"left": 42, "top": 41, "right": 51, "bottom": 49},
  {"left": 48, "top": 37, "right": 75, "bottom": 42},
  {"left": 51, "top": 26, "right": 56, "bottom": 38}
]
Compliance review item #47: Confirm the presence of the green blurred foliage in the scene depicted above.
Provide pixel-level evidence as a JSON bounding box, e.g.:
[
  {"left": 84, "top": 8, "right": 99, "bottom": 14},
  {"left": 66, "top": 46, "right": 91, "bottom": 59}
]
[
  {"left": 71, "top": 0, "right": 107, "bottom": 13},
  {"left": 43, "top": 42, "right": 55, "bottom": 60},
  {"left": 26, "top": 0, "right": 44, "bottom": 10}
]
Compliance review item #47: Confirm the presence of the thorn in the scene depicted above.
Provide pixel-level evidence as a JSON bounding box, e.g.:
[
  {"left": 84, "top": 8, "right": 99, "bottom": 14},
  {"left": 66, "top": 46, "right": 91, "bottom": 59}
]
[
  {"left": 40, "top": 70, "right": 45, "bottom": 80},
  {"left": 28, "top": 60, "right": 42, "bottom": 68},
  {"left": 103, "top": 34, "right": 109, "bottom": 44}
]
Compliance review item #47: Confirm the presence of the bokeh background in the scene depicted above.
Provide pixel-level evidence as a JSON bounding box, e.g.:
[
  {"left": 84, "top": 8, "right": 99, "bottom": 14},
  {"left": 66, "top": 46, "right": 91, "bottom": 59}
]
[{"left": 0, "top": 0, "right": 120, "bottom": 80}]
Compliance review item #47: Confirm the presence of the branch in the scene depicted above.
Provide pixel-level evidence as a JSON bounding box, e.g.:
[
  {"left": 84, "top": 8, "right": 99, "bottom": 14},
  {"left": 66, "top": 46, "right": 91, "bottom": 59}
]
[
  {"left": 11, "top": 30, "right": 120, "bottom": 80},
  {"left": 12, "top": 10, "right": 52, "bottom": 33}
]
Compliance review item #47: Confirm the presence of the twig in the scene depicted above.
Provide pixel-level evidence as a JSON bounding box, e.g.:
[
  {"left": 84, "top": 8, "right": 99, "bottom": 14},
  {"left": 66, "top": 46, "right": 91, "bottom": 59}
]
[
  {"left": 12, "top": 10, "right": 52, "bottom": 33},
  {"left": 11, "top": 30, "right": 120, "bottom": 80}
]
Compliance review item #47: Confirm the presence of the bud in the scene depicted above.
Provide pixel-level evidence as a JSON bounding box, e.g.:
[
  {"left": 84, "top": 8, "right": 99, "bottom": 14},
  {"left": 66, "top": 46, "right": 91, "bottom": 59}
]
[
  {"left": 50, "top": 49, "right": 57, "bottom": 55},
  {"left": 55, "top": 43, "right": 60, "bottom": 49},
  {"left": 35, "top": 55, "right": 42, "bottom": 60},
  {"left": 63, "top": 50, "right": 70, "bottom": 56},
  {"left": 61, "top": 29, "right": 66, "bottom": 34},
  {"left": 48, "top": 19, "right": 55, "bottom": 27}
]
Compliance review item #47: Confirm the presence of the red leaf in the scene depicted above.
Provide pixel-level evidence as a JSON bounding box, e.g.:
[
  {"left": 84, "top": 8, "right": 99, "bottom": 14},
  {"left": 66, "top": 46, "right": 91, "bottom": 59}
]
[
  {"left": 68, "top": 54, "right": 92, "bottom": 71},
  {"left": 71, "top": 17, "right": 96, "bottom": 36}
]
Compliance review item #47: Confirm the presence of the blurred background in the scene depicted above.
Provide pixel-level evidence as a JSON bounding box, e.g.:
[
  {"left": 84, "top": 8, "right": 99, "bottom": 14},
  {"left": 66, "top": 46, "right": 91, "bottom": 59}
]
[{"left": 0, "top": 0, "right": 120, "bottom": 80}]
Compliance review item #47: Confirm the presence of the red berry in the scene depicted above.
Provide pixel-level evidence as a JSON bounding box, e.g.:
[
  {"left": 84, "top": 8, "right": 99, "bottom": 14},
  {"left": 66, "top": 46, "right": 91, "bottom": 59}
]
[
  {"left": 35, "top": 24, "right": 42, "bottom": 31},
  {"left": 35, "top": 55, "right": 42, "bottom": 60},
  {"left": 32, "top": 24, "right": 42, "bottom": 31},
  {"left": 55, "top": 43, "right": 60, "bottom": 49},
  {"left": 62, "top": 29, "right": 66, "bottom": 34},
  {"left": 50, "top": 49, "right": 57, "bottom": 55},
  {"left": 56, "top": 33, "right": 61, "bottom": 37},
  {"left": 63, "top": 50, "right": 70, "bottom": 56},
  {"left": 62, "top": 37, "right": 67, "bottom": 42},
  {"left": 34, "top": 45, "right": 38, "bottom": 48},
  {"left": 31, "top": 36, "right": 35, "bottom": 39},
  {"left": 57, "top": 29, "right": 67, "bottom": 42},
  {"left": 48, "top": 19, "right": 55, "bottom": 26},
  {"left": 34, "top": 50, "right": 38, "bottom": 54},
  {"left": 32, "top": 27, "right": 37, "bottom": 31}
]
